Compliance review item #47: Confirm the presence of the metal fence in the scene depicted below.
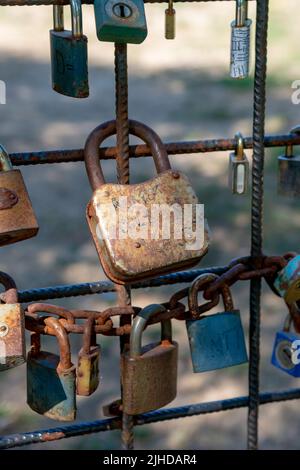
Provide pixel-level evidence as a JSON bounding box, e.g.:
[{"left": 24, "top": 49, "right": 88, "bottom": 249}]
[{"left": 0, "top": 0, "right": 296, "bottom": 451}]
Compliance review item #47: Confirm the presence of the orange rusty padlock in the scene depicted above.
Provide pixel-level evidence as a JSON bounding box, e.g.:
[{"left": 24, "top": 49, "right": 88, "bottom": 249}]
[
  {"left": 0, "top": 144, "right": 38, "bottom": 247},
  {"left": 84, "top": 119, "right": 210, "bottom": 284}
]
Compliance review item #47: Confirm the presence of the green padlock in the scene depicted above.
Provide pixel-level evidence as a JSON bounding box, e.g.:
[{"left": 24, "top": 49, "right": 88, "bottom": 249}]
[
  {"left": 50, "top": 0, "right": 89, "bottom": 98},
  {"left": 94, "top": 0, "right": 147, "bottom": 44}
]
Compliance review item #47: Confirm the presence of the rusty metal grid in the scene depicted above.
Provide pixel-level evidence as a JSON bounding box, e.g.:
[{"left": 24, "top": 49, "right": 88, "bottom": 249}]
[{"left": 0, "top": 0, "right": 295, "bottom": 451}]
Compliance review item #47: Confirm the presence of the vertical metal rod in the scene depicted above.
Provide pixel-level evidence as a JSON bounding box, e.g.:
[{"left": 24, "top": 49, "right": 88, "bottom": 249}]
[
  {"left": 247, "top": 0, "right": 269, "bottom": 450},
  {"left": 114, "top": 42, "right": 134, "bottom": 450}
]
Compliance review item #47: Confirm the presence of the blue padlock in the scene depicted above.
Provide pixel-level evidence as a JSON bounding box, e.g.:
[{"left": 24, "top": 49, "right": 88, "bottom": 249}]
[
  {"left": 186, "top": 274, "right": 248, "bottom": 373},
  {"left": 271, "top": 314, "right": 300, "bottom": 377}
]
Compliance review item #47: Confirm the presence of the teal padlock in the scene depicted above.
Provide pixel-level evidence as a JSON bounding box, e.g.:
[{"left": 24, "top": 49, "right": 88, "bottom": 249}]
[
  {"left": 274, "top": 255, "right": 300, "bottom": 305},
  {"left": 94, "top": 0, "right": 147, "bottom": 44},
  {"left": 186, "top": 274, "right": 248, "bottom": 373},
  {"left": 50, "top": 0, "right": 89, "bottom": 98}
]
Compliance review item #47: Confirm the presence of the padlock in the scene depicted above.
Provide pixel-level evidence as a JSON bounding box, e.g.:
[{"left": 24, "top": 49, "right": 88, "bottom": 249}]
[
  {"left": 229, "top": 132, "right": 249, "bottom": 195},
  {"left": 186, "top": 274, "right": 248, "bottom": 372},
  {"left": 94, "top": 0, "right": 147, "bottom": 44},
  {"left": 278, "top": 126, "right": 300, "bottom": 198},
  {"left": 50, "top": 0, "right": 89, "bottom": 98},
  {"left": 27, "top": 317, "right": 76, "bottom": 421},
  {"left": 165, "top": 0, "right": 176, "bottom": 40},
  {"left": 84, "top": 119, "right": 210, "bottom": 284},
  {"left": 230, "top": 0, "right": 251, "bottom": 79},
  {"left": 0, "top": 144, "right": 38, "bottom": 247},
  {"left": 76, "top": 317, "right": 101, "bottom": 396},
  {"left": 274, "top": 255, "right": 300, "bottom": 305},
  {"left": 271, "top": 314, "right": 300, "bottom": 377},
  {"left": 0, "top": 272, "right": 25, "bottom": 371},
  {"left": 121, "top": 304, "right": 178, "bottom": 414}
]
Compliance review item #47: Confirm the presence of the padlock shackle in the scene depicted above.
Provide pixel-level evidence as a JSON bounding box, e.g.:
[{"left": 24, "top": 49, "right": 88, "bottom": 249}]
[
  {"left": 0, "top": 144, "right": 13, "bottom": 172},
  {"left": 82, "top": 317, "right": 96, "bottom": 354},
  {"left": 286, "top": 126, "right": 300, "bottom": 158},
  {"left": 53, "top": 0, "right": 83, "bottom": 37},
  {"left": 27, "top": 303, "right": 75, "bottom": 325},
  {"left": 0, "top": 271, "right": 18, "bottom": 304},
  {"left": 84, "top": 120, "right": 171, "bottom": 192},
  {"left": 130, "top": 304, "right": 171, "bottom": 358},
  {"left": 44, "top": 317, "right": 73, "bottom": 371},
  {"left": 234, "top": 132, "right": 245, "bottom": 161},
  {"left": 236, "top": 0, "right": 248, "bottom": 27}
]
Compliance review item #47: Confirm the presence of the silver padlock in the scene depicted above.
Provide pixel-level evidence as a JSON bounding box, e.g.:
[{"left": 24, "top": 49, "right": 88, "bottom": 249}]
[
  {"left": 230, "top": 0, "right": 252, "bottom": 79},
  {"left": 229, "top": 132, "right": 249, "bottom": 195}
]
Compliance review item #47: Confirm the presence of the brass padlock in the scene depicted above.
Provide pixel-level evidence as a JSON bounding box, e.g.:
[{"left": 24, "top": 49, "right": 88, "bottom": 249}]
[
  {"left": 0, "top": 272, "right": 25, "bottom": 371},
  {"left": 278, "top": 126, "right": 300, "bottom": 198},
  {"left": 229, "top": 132, "right": 249, "bottom": 195},
  {"left": 85, "top": 119, "right": 210, "bottom": 284},
  {"left": 0, "top": 144, "right": 38, "bottom": 246},
  {"left": 165, "top": 0, "right": 176, "bottom": 40},
  {"left": 76, "top": 317, "right": 101, "bottom": 396},
  {"left": 121, "top": 304, "right": 178, "bottom": 414}
]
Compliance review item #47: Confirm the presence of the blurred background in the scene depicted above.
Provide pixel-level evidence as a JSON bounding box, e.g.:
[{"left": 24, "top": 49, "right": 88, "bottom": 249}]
[{"left": 0, "top": 0, "right": 299, "bottom": 450}]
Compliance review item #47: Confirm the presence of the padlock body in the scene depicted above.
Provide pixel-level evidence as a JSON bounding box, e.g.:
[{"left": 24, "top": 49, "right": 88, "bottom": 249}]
[
  {"left": 76, "top": 345, "right": 100, "bottom": 396},
  {"left": 50, "top": 30, "right": 89, "bottom": 98},
  {"left": 274, "top": 255, "right": 300, "bottom": 304},
  {"left": 87, "top": 170, "right": 210, "bottom": 284},
  {"left": 0, "top": 303, "right": 25, "bottom": 371},
  {"left": 271, "top": 330, "right": 300, "bottom": 377},
  {"left": 230, "top": 19, "right": 251, "bottom": 79},
  {"left": 94, "top": 0, "right": 147, "bottom": 44},
  {"left": 0, "top": 170, "right": 38, "bottom": 247},
  {"left": 278, "top": 155, "right": 300, "bottom": 198},
  {"left": 121, "top": 340, "right": 178, "bottom": 414},
  {"left": 27, "top": 351, "right": 76, "bottom": 421},
  {"left": 229, "top": 152, "right": 249, "bottom": 195},
  {"left": 186, "top": 310, "right": 248, "bottom": 373}
]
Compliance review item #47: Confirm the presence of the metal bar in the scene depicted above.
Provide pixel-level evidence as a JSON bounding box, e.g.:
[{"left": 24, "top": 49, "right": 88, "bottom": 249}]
[
  {"left": 0, "top": 0, "right": 255, "bottom": 6},
  {"left": 17, "top": 265, "right": 228, "bottom": 303},
  {"left": 247, "top": 0, "right": 269, "bottom": 450},
  {"left": 1, "top": 388, "right": 300, "bottom": 449},
  {"left": 9, "top": 134, "right": 300, "bottom": 166}
]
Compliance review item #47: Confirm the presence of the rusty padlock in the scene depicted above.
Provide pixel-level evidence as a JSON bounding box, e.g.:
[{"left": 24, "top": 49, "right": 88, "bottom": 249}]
[
  {"left": 85, "top": 119, "right": 210, "bottom": 284},
  {"left": 76, "top": 317, "right": 101, "bottom": 396},
  {"left": 0, "top": 272, "right": 25, "bottom": 371},
  {"left": 27, "top": 317, "right": 76, "bottom": 422},
  {"left": 121, "top": 304, "right": 178, "bottom": 414},
  {"left": 0, "top": 144, "right": 38, "bottom": 247}
]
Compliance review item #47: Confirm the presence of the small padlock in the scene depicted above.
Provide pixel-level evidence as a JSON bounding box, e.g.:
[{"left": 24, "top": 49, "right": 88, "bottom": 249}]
[
  {"left": 165, "top": 0, "right": 176, "bottom": 40},
  {"left": 76, "top": 317, "right": 101, "bottom": 396},
  {"left": 0, "top": 145, "right": 38, "bottom": 247},
  {"left": 27, "top": 317, "right": 76, "bottom": 422},
  {"left": 121, "top": 304, "right": 178, "bottom": 414},
  {"left": 229, "top": 132, "right": 249, "bottom": 195},
  {"left": 0, "top": 272, "right": 25, "bottom": 371},
  {"left": 278, "top": 126, "right": 300, "bottom": 198},
  {"left": 50, "top": 0, "right": 89, "bottom": 98},
  {"left": 230, "top": 0, "right": 251, "bottom": 79},
  {"left": 94, "top": 0, "right": 147, "bottom": 44},
  {"left": 271, "top": 314, "right": 300, "bottom": 377},
  {"left": 274, "top": 255, "right": 300, "bottom": 305},
  {"left": 186, "top": 274, "right": 248, "bottom": 373},
  {"left": 85, "top": 119, "right": 210, "bottom": 284}
]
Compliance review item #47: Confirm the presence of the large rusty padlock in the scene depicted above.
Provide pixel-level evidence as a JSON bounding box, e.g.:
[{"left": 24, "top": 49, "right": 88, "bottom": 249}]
[
  {"left": 186, "top": 274, "right": 248, "bottom": 372},
  {"left": 84, "top": 120, "right": 210, "bottom": 284},
  {"left": 0, "top": 144, "right": 38, "bottom": 247},
  {"left": 121, "top": 304, "right": 178, "bottom": 414},
  {"left": 76, "top": 317, "right": 101, "bottom": 396},
  {"left": 0, "top": 272, "right": 25, "bottom": 371},
  {"left": 27, "top": 317, "right": 76, "bottom": 422}
]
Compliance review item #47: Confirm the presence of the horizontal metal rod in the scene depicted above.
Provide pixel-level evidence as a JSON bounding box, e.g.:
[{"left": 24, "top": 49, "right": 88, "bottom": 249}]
[
  {"left": 10, "top": 133, "right": 300, "bottom": 167},
  {"left": 1, "top": 388, "right": 299, "bottom": 449},
  {"left": 18, "top": 265, "right": 228, "bottom": 302},
  {"left": 0, "top": 0, "right": 251, "bottom": 6}
]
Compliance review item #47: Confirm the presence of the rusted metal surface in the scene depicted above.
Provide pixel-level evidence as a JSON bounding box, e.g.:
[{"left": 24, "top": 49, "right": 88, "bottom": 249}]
[
  {"left": 0, "top": 188, "right": 18, "bottom": 210},
  {"left": 77, "top": 317, "right": 100, "bottom": 396}
]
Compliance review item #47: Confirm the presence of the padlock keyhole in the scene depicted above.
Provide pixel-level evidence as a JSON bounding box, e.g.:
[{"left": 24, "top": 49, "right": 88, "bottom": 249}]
[{"left": 113, "top": 3, "right": 133, "bottom": 18}]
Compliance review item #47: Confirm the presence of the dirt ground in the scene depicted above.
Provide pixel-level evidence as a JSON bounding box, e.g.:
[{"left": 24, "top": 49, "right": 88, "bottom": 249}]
[{"left": 0, "top": 1, "right": 300, "bottom": 450}]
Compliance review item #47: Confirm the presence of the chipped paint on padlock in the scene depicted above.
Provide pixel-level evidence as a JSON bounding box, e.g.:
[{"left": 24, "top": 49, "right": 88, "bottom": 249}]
[
  {"left": 76, "top": 317, "right": 100, "bottom": 396},
  {"left": 85, "top": 119, "right": 210, "bottom": 284},
  {"left": 274, "top": 255, "right": 300, "bottom": 304},
  {"left": 271, "top": 314, "right": 300, "bottom": 377},
  {"left": 0, "top": 144, "right": 38, "bottom": 247},
  {"left": 27, "top": 318, "right": 76, "bottom": 422},
  {"left": 186, "top": 275, "right": 248, "bottom": 373},
  {"left": 121, "top": 304, "right": 178, "bottom": 415},
  {"left": 0, "top": 272, "right": 25, "bottom": 371}
]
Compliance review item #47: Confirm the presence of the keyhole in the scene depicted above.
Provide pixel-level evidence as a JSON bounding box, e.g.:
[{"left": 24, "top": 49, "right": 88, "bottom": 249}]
[{"left": 113, "top": 3, "right": 132, "bottom": 18}]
